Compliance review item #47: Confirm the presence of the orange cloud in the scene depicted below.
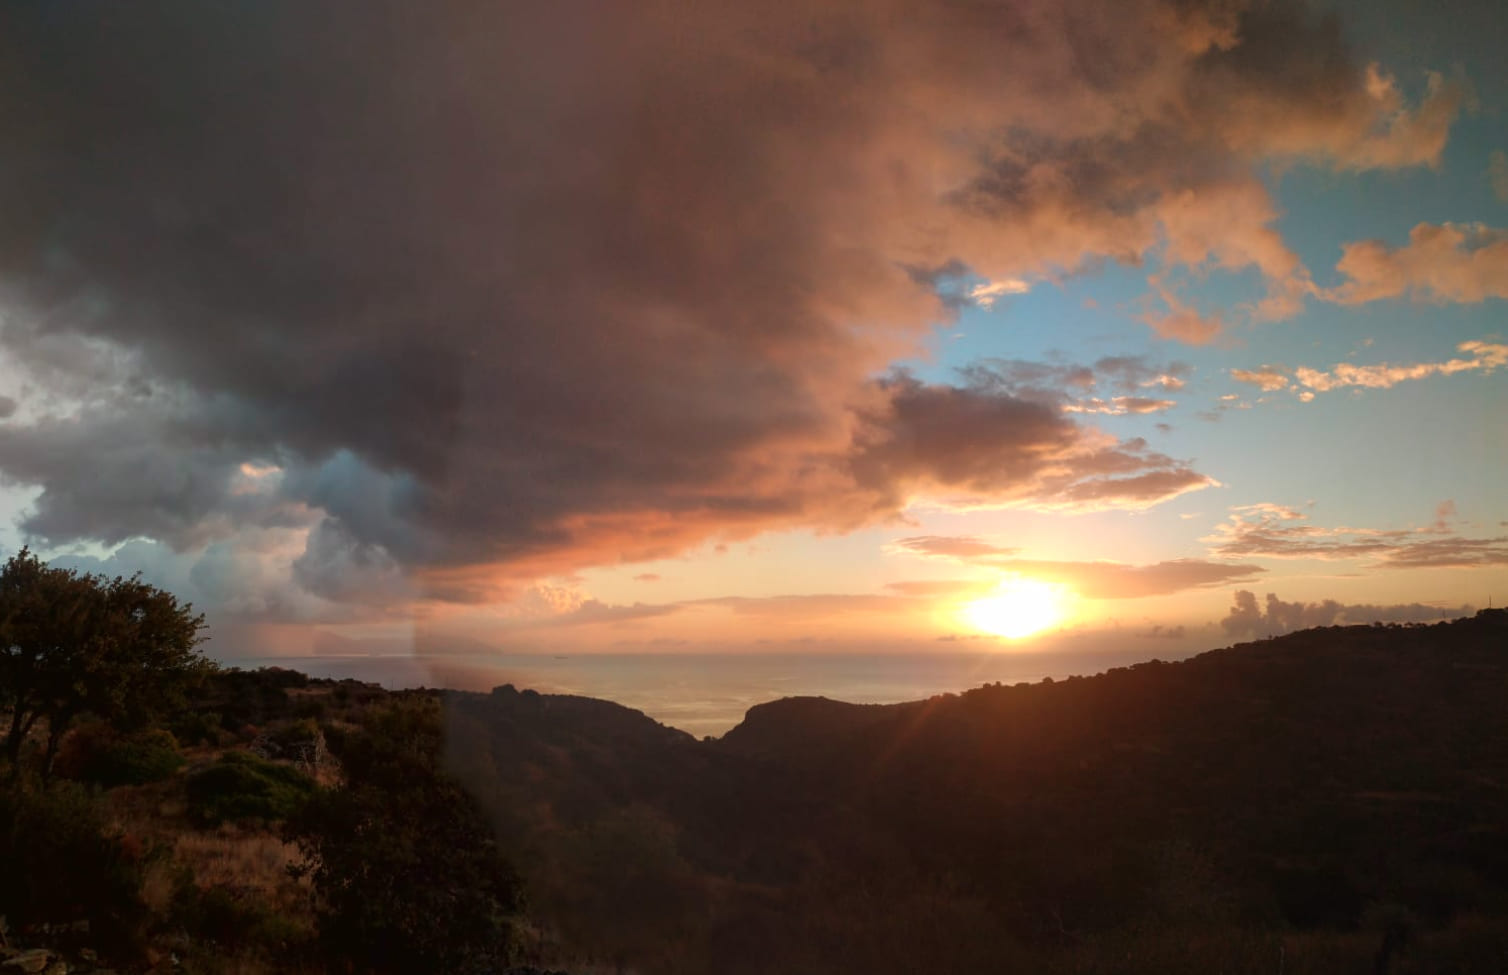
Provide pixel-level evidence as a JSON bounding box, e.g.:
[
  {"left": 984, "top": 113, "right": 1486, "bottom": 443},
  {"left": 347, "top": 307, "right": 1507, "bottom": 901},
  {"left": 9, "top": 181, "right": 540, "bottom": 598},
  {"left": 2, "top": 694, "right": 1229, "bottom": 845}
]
[
  {"left": 1228, "top": 368, "right": 1289, "bottom": 392},
  {"left": 1229, "top": 341, "right": 1508, "bottom": 396},
  {"left": 1327, "top": 223, "right": 1508, "bottom": 304},
  {"left": 1063, "top": 396, "right": 1178, "bottom": 415},
  {"left": 1207, "top": 504, "right": 1508, "bottom": 568},
  {"left": 888, "top": 536, "right": 1016, "bottom": 560}
]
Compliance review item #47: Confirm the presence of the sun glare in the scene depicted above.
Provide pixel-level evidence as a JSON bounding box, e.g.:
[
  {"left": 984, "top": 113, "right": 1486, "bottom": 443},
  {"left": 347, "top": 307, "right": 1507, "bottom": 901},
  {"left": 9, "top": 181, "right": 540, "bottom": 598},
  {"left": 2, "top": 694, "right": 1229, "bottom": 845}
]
[{"left": 962, "top": 579, "right": 1069, "bottom": 639}]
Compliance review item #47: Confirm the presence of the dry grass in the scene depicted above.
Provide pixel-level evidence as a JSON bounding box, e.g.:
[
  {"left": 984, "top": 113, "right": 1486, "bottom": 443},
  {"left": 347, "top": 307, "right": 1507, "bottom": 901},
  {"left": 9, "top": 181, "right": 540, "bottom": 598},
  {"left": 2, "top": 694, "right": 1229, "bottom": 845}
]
[
  {"left": 138, "top": 824, "right": 309, "bottom": 916},
  {"left": 172, "top": 825, "right": 303, "bottom": 892}
]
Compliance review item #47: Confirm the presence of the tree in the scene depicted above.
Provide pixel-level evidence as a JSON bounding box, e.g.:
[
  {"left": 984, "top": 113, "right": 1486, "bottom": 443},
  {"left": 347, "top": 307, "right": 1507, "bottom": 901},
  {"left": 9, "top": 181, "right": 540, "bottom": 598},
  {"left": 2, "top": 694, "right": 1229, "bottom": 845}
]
[{"left": 0, "top": 549, "right": 210, "bottom": 780}]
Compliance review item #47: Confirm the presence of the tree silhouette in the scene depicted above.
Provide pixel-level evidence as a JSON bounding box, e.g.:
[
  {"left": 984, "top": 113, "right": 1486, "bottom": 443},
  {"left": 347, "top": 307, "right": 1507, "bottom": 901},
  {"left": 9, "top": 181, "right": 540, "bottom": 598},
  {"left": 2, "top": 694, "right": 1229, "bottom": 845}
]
[{"left": 0, "top": 549, "right": 209, "bottom": 780}]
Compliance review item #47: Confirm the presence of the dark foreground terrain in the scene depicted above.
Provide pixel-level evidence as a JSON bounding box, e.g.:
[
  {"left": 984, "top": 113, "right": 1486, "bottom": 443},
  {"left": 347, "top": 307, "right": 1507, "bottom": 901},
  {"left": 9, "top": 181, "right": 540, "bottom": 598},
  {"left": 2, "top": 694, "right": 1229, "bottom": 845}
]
[{"left": 4, "top": 610, "right": 1507, "bottom": 973}]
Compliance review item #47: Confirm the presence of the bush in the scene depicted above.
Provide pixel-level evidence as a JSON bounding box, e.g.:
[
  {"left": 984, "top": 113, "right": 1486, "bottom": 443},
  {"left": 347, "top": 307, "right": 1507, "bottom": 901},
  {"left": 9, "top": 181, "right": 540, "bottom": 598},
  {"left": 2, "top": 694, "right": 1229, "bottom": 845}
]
[
  {"left": 58, "top": 726, "right": 185, "bottom": 787},
  {"left": 0, "top": 783, "right": 148, "bottom": 955},
  {"left": 171, "top": 709, "right": 230, "bottom": 748},
  {"left": 171, "top": 875, "right": 309, "bottom": 952},
  {"left": 185, "top": 751, "right": 315, "bottom": 825},
  {"left": 271, "top": 718, "right": 325, "bottom": 763}
]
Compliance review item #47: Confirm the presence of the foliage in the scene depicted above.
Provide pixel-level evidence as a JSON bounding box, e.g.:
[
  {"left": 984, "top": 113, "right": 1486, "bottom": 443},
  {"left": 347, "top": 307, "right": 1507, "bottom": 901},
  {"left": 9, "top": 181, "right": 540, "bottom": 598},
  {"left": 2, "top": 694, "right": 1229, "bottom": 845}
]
[
  {"left": 57, "top": 724, "right": 185, "bottom": 788},
  {"left": 287, "top": 697, "right": 524, "bottom": 974},
  {"left": 0, "top": 782, "right": 148, "bottom": 955},
  {"left": 0, "top": 549, "right": 210, "bottom": 779},
  {"left": 170, "top": 874, "right": 310, "bottom": 954},
  {"left": 170, "top": 709, "right": 230, "bottom": 748},
  {"left": 185, "top": 751, "right": 315, "bottom": 825}
]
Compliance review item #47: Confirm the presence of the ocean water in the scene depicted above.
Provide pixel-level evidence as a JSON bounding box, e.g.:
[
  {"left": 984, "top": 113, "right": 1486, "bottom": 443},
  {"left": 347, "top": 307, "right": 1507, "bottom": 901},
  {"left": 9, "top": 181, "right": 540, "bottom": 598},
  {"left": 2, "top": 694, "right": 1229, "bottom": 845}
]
[{"left": 231, "top": 648, "right": 1193, "bottom": 738}]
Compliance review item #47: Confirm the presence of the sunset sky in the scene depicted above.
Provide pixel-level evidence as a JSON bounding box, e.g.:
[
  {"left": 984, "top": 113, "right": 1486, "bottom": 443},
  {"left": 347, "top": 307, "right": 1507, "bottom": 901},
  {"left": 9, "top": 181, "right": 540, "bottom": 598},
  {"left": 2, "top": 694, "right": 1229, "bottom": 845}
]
[{"left": 0, "top": 0, "right": 1504, "bottom": 663}]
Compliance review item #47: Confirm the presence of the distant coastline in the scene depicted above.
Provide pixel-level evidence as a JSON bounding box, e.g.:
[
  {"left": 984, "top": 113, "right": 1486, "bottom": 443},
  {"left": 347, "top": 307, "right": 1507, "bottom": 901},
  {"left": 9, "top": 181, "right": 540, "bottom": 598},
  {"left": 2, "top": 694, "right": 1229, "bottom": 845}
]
[{"left": 222, "top": 646, "right": 1212, "bottom": 738}]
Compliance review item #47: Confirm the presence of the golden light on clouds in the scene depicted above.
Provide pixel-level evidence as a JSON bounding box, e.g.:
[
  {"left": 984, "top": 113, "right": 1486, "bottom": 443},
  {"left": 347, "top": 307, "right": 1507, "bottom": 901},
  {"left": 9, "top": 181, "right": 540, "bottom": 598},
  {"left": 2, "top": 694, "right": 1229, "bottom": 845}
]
[{"left": 960, "top": 578, "right": 1073, "bottom": 640}]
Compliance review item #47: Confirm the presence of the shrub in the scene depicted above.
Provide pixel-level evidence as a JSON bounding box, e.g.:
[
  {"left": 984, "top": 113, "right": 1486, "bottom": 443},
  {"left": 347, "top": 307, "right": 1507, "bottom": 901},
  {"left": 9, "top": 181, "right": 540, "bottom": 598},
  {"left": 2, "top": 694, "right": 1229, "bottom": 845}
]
[
  {"left": 0, "top": 783, "right": 149, "bottom": 955},
  {"left": 271, "top": 718, "right": 325, "bottom": 762},
  {"left": 171, "top": 710, "right": 230, "bottom": 748},
  {"left": 59, "top": 726, "right": 185, "bottom": 788},
  {"left": 186, "top": 751, "right": 315, "bottom": 825},
  {"left": 171, "top": 875, "right": 308, "bottom": 952}
]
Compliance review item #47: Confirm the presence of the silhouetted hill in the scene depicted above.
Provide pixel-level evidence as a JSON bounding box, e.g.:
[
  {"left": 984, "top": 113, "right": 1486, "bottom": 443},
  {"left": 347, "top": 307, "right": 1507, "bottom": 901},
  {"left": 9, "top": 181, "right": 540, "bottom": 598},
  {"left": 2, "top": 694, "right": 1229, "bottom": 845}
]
[
  {"left": 719, "top": 695, "right": 926, "bottom": 758},
  {"left": 442, "top": 610, "right": 1508, "bottom": 972}
]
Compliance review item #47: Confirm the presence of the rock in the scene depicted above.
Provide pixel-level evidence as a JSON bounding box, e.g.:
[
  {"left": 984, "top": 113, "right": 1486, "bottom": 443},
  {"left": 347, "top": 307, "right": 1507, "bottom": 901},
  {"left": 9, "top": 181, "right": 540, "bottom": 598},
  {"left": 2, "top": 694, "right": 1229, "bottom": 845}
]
[{"left": 0, "top": 949, "right": 54, "bottom": 973}]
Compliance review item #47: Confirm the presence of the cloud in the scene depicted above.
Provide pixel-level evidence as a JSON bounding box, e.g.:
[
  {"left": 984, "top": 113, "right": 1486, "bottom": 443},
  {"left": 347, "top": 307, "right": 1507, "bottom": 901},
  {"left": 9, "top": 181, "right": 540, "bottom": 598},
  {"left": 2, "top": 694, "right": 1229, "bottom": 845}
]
[
  {"left": 889, "top": 536, "right": 1016, "bottom": 560},
  {"left": 883, "top": 579, "right": 992, "bottom": 597},
  {"left": 1229, "top": 367, "right": 1289, "bottom": 391},
  {"left": 1220, "top": 589, "right": 1474, "bottom": 639},
  {"left": 1489, "top": 151, "right": 1508, "bottom": 202},
  {"left": 1294, "top": 340, "right": 1508, "bottom": 390},
  {"left": 1207, "top": 503, "right": 1508, "bottom": 568},
  {"left": 988, "top": 558, "right": 1265, "bottom": 598},
  {"left": 43, "top": 532, "right": 364, "bottom": 627},
  {"left": 1229, "top": 340, "right": 1508, "bottom": 396},
  {"left": 1327, "top": 223, "right": 1508, "bottom": 304},
  {"left": 1142, "top": 277, "right": 1228, "bottom": 343},
  {"left": 968, "top": 279, "right": 1031, "bottom": 308},
  {"left": 889, "top": 534, "right": 1262, "bottom": 598},
  {"left": 1063, "top": 396, "right": 1178, "bottom": 415},
  {"left": 0, "top": 1, "right": 1459, "bottom": 616},
  {"left": 851, "top": 374, "right": 1216, "bottom": 513},
  {"left": 959, "top": 356, "right": 1192, "bottom": 420},
  {"left": 964, "top": 355, "right": 1192, "bottom": 398},
  {"left": 533, "top": 599, "right": 682, "bottom": 628},
  {"left": 695, "top": 593, "right": 908, "bottom": 619}
]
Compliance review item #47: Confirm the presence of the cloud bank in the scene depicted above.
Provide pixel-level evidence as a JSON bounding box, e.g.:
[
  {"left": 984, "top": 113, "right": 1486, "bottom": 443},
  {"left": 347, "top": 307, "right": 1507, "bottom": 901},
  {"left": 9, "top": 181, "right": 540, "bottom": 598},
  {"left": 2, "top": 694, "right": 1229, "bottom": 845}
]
[
  {"left": 1220, "top": 590, "right": 1474, "bottom": 639},
  {"left": 0, "top": 0, "right": 1462, "bottom": 614}
]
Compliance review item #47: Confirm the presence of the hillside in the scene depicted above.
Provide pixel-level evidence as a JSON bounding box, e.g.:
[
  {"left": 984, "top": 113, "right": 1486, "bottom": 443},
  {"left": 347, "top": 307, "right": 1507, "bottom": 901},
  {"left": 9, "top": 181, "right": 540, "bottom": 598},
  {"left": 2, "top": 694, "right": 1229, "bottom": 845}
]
[
  {"left": 444, "top": 610, "right": 1508, "bottom": 972},
  {"left": 4, "top": 611, "right": 1507, "bottom": 973}
]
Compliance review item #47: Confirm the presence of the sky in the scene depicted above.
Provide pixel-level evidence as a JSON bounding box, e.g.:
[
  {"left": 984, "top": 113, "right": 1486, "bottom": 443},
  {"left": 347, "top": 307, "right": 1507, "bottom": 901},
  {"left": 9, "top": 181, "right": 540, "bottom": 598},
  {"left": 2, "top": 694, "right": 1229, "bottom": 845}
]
[{"left": 0, "top": 0, "right": 1504, "bottom": 665}]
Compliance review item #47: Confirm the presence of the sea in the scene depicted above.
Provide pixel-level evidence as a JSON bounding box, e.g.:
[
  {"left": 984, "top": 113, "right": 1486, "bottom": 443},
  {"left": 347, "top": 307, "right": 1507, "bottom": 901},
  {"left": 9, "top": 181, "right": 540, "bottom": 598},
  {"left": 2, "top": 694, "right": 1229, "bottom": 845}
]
[{"left": 229, "top": 648, "right": 1200, "bottom": 739}]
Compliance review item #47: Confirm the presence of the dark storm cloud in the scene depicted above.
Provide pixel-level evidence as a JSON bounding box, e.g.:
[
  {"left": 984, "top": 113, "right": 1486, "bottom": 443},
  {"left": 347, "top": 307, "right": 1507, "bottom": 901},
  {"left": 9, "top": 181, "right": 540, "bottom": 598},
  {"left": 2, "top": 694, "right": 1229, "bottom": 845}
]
[{"left": 0, "top": 0, "right": 1460, "bottom": 609}]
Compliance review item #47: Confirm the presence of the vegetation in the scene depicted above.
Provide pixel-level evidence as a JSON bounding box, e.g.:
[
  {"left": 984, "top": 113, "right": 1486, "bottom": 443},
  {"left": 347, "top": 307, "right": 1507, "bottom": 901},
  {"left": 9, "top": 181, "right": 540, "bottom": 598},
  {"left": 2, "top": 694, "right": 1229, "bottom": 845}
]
[
  {"left": 0, "top": 550, "right": 209, "bottom": 780},
  {"left": 0, "top": 782, "right": 149, "bottom": 956},
  {"left": 286, "top": 697, "right": 525, "bottom": 974},
  {"left": 56, "top": 725, "right": 186, "bottom": 788},
  {"left": 186, "top": 751, "right": 315, "bottom": 826}
]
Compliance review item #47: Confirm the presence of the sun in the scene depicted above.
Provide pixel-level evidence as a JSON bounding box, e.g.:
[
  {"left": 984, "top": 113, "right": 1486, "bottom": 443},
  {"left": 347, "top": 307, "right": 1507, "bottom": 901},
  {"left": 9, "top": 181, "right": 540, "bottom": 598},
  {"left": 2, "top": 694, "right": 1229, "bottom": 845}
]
[{"left": 962, "top": 578, "right": 1069, "bottom": 639}]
